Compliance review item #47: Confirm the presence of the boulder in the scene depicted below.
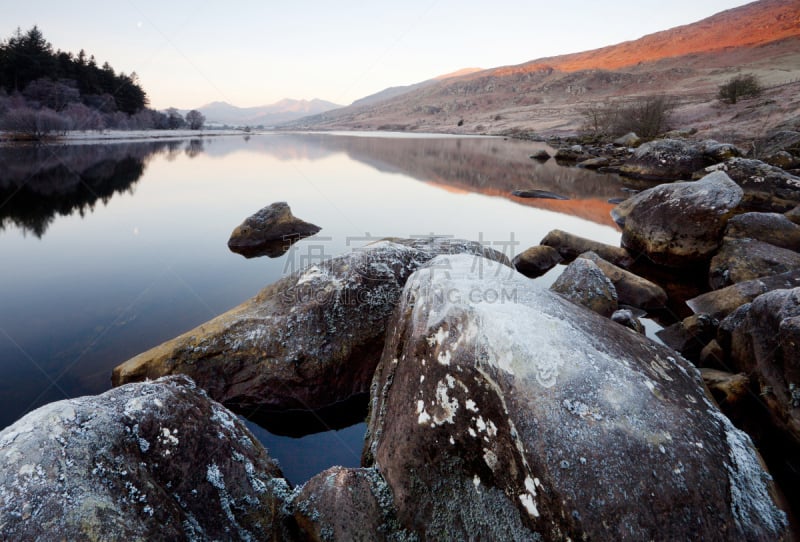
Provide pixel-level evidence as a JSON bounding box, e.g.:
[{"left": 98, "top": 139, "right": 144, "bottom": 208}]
[
  {"left": 697, "top": 140, "right": 742, "bottom": 162},
  {"left": 619, "top": 138, "right": 710, "bottom": 181},
  {"left": 709, "top": 238, "right": 800, "bottom": 289},
  {"left": 113, "top": 239, "right": 508, "bottom": 414},
  {"left": 512, "top": 245, "right": 563, "bottom": 278},
  {"left": 540, "top": 229, "right": 633, "bottom": 268},
  {"left": 290, "top": 467, "right": 411, "bottom": 541},
  {"left": 0, "top": 376, "right": 291, "bottom": 540},
  {"left": 550, "top": 258, "right": 618, "bottom": 317},
  {"left": 529, "top": 149, "right": 551, "bottom": 161},
  {"left": 227, "top": 201, "right": 321, "bottom": 258},
  {"left": 786, "top": 205, "right": 800, "bottom": 225},
  {"left": 725, "top": 211, "right": 800, "bottom": 251},
  {"left": 699, "top": 158, "right": 800, "bottom": 212},
  {"left": 365, "top": 254, "right": 788, "bottom": 540},
  {"left": 554, "top": 146, "right": 588, "bottom": 163},
  {"left": 613, "top": 132, "right": 640, "bottom": 147},
  {"left": 577, "top": 251, "right": 667, "bottom": 309},
  {"left": 687, "top": 269, "right": 800, "bottom": 320},
  {"left": 765, "top": 151, "right": 799, "bottom": 170},
  {"left": 755, "top": 130, "right": 800, "bottom": 158},
  {"left": 700, "top": 368, "right": 751, "bottom": 413},
  {"left": 655, "top": 313, "right": 719, "bottom": 362},
  {"left": 610, "top": 308, "right": 645, "bottom": 334},
  {"left": 619, "top": 171, "right": 743, "bottom": 267},
  {"left": 576, "top": 156, "right": 610, "bottom": 170}
]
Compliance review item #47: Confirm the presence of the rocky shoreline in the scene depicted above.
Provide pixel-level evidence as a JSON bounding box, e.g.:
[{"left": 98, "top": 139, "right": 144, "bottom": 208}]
[{"left": 2, "top": 131, "right": 800, "bottom": 540}]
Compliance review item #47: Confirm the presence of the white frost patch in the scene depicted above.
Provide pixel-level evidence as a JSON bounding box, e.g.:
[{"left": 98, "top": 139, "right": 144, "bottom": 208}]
[
  {"left": 416, "top": 400, "right": 432, "bottom": 425},
  {"left": 433, "top": 378, "right": 459, "bottom": 425},
  {"left": 713, "top": 411, "right": 787, "bottom": 537},
  {"left": 519, "top": 493, "right": 540, "bottom": 518},
  {"left": 473, "top": 474, "right": 481, "bottom": 492},
  {"left": 468, "top": 427, "right": 477, "bottom": 437},
  {"left": 483, "top": 448, "right": 498, "bottom": 471},
  {"left": 427, "top": 326, "right": 449, "bottom": 347},
  {"left": 466, "top": 399, "right": 478, "bottom": 412},
  {"left": 437, "top": 350, "right": 452, "bottom": 366},
  {"left": 296, "top": 265, "right": 326, "bottom": 285},
  {"left": 524, "top": 476, "right": 538, "bottom": 496},
  {"left": 449, "top": 436, "right": 455, "bottom": 445}
]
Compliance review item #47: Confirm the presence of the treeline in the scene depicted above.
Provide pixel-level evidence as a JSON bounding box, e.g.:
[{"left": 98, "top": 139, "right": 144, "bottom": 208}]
[{"left": 0, "top": 26, "right": 203, "bottom": 137}]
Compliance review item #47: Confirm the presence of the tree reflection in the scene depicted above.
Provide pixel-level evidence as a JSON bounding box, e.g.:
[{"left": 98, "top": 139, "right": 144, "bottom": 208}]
[{"left": 0, "top": 140, "right": 197, "bottom": 237}]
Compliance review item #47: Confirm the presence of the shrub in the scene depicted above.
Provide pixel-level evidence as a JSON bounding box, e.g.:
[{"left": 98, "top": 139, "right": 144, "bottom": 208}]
[
  {"left": 0, "top": 106, "right": 69, "bottom": 139},
  {"left": 581, "top": 95, "right": 675, "bottom": 139},
  {"left": 718, "top": 74, "right": 762, "bottom": 105}
]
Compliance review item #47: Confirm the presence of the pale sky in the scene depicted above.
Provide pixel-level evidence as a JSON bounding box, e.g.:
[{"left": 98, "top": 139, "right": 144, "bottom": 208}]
[{"left": 6, "top": 0, "right": 753, "bottom": 110}]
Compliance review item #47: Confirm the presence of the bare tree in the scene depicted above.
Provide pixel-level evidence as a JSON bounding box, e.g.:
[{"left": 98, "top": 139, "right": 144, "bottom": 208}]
[{"left": 185, "top": 109, "right": 205, "bottom": 130}]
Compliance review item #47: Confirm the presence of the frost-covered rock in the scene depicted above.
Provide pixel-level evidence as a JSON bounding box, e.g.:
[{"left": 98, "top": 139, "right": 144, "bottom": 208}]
[
  {"left": 290, "top": 466, "right": 413, "bottom": 541},
  {"left": 709, "top": 238, "right": 800, "bottom": 289},
  {"left": 699, "top": 158, "right": 800, "bottom": 212},
  {"left": 365, "top": 255, "right": 787, "bottom": 540},
  {"left": 577, "top": 251, "right": 667, "bottom": 309},
  {"left": 619, "top": 138, "right": 711, "bottom": 181},
  {"left": 619, "top": 170, "right": 743, "bottom": 267},
  {"left": 550, "top": 257, "right": 618, "bottom": 317},
  {"left": 0, "top": 376, "right": 291, "bottom": 541},
  {"left": 113, "top": 238, "right": 508, "bottom": 414},
  {"left": 227, "top": 201, "right": 321, "bottom": 258}
]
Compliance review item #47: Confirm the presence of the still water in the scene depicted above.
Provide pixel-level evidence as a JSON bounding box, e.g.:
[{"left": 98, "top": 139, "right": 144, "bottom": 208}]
[{"left": 0, "top": 132, "right": 624, "bottom": 485}]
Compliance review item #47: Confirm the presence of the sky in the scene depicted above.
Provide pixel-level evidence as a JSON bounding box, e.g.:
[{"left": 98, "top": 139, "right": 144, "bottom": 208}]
[{"left": 6, "top": 0, "right": 754, "bottom": 110}]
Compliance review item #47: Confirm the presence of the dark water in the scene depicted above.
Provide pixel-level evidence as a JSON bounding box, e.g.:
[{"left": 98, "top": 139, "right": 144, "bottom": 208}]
[{"left": 0, "top": 132, "right": 625, "bottom": 485}]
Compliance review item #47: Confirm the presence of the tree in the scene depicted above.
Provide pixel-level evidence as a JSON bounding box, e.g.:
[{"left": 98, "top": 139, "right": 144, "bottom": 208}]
[
  {"left": 185, "top": 109, "right": 205, "bottom": 130},
  {"left": 166, "top": 108, "right": 186, "bottom": 129},
  {"left": 0, "top": 106, "right": 69, "bottom": 139},
  {"left": 718, "top": 74, "right": 762, "bottom": 105}
]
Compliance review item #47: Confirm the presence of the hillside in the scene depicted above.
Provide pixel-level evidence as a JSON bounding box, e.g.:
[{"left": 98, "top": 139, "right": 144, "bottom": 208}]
[
  {"left": 194, "top": 98, "right": 341, "bottom": 127},
  {"left": 285, "top": 0, "right": 800, "bottom": 142}
]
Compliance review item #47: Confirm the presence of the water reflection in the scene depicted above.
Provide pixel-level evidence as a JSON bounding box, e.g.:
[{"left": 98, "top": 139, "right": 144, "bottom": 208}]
[
  {"left": 0, "top": 134, "right": 626, "bottom": 238},
  {"left": 0, "top": 141, "right": 199, "bottom": 237}
]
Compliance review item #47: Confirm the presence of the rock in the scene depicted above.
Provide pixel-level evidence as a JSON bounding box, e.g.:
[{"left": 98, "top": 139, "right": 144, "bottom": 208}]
[
  {"left": 540, "top": 229, "right": 633, "bottom": 268},
  {"left": 512, "top": 245, "right": 563, "bottom": 278},
  {"left": 529, "top": 149, "right": 551, "bottom": 160},
  {"left": 610, "top": 308, "right": 645, "bottom": 333},
  {"left": 365, "top": 254, "right": 788, "bottom": 540},
  {"left": 700, "top": 368, "right": 751, "bottom": 411},
  {"left": 0, "top": 376, "right": 291, "bottom": 541},
  {"left": 765, "top": 150, "right": 799, "bottom": 170},
  {"left": 725, "top": 212, "right": 800, "bottom": 251},
  {"left": 578, "top": 251, "right": 667, "bottom": 309},
  {"left": 699, "top": 158, "right": 800, "bottom": 212},
  {"left": 619, "top": 138, "right": 711, "bottom": 181},
  {"left": 687, "top": 269, "right": 800, "bottom": 320},
  {"left": 511, "top": 189, "right": 569, "bottom": 200},
  {"left": 786, "top": 205, "right": 800, "bottom": 225},
  {"left": 697, "top": 139, "right": 742, "bottom": 162},
  {"left": 576, "top": 156, "right": 610, "bottom": 169},
  {"left": 113, "top": 238, "right": 508, "bottom": 414},
  {"left": 755, "top": 130, "right": 800, "bottom": 158},
  {"left": 550, "top": 258, "right": 618, "bottom": 317},
  {"left": 656, "top": 314, "right": 719, "bottom": 362},
  {"left": 290, "top": 467, "right": 411, "bottom": 541},
  {"left": 554, "top": 146, "right": 588, "bottom": 163},
  {"left": 723, "top": 288, "right": 800, "bottom": 515},
  {"left": 619, "top": 170, "right": 743, "bottom": 267},
  {"left": 227, "top": 201, "right": 321, "bottom": 258},
  {"left": 709, "top": 238, "right": 800, "bottom": 289},
  {"left": 609, "top": 195, "right": 638, "bottom": 228},
  {"left": 613, "top": 132, "right": 640, "bottom": 147},
  {"left": 700, "top": 339, "right": 726, "bottom": 369}
]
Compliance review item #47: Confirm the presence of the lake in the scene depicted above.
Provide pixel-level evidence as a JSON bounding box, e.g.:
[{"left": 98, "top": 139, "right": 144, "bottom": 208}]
[{"left": 0, "top": 131, "right": 625, "bottom": 485}]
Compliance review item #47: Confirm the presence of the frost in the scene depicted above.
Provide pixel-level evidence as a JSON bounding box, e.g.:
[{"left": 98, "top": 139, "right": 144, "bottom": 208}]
[
  {"left": 433, "top": 378, "right": 459, "bottom": 425},
  {"left": 465, "top": 399, "right": 478, "bottom": 412},
  {"left": 519, "top": 493, "right": 540, "bottom": 518},
  {"left": 206, "top": 463, "right": 225, "bottom": 490}
]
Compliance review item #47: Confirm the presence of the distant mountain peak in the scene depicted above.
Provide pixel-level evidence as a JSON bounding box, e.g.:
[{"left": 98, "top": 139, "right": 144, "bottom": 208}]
[{"left": 191, "top": 98, "right": 343, "bottom": 126}]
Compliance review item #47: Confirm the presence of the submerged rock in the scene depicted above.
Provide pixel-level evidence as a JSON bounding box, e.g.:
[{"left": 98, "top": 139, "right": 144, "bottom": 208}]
[
  {"left": 0, "top": 376, "right": 291, "bottom": 541},
  {"left": 619, "top": 171, "right": 743, "bottom": 267},
  {"left": 365, "top": 255, "right": 788, "bottom": 540},
  {"left": 529, "top": 149, "right": 551, "bottom": 161},
  {"left": 511, "top": 189, "right": 568, "bottom": 200},
  {"left": 227, "top": 201, "right": 321, "bottom": 258},
  {"left": 113, "top": 238, "right": 508, "bottom": 414}
]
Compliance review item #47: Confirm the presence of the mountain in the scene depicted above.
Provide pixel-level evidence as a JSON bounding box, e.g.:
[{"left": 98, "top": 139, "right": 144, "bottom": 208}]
[
  {"left": 351, "top": 68, "right": 483, "bottom": 108},
  {"left": 284, "top": 0, "right": 800, "bottom": 141},
  {"left": 190, "top": 98, "right": 342, "bottom": 127}
]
